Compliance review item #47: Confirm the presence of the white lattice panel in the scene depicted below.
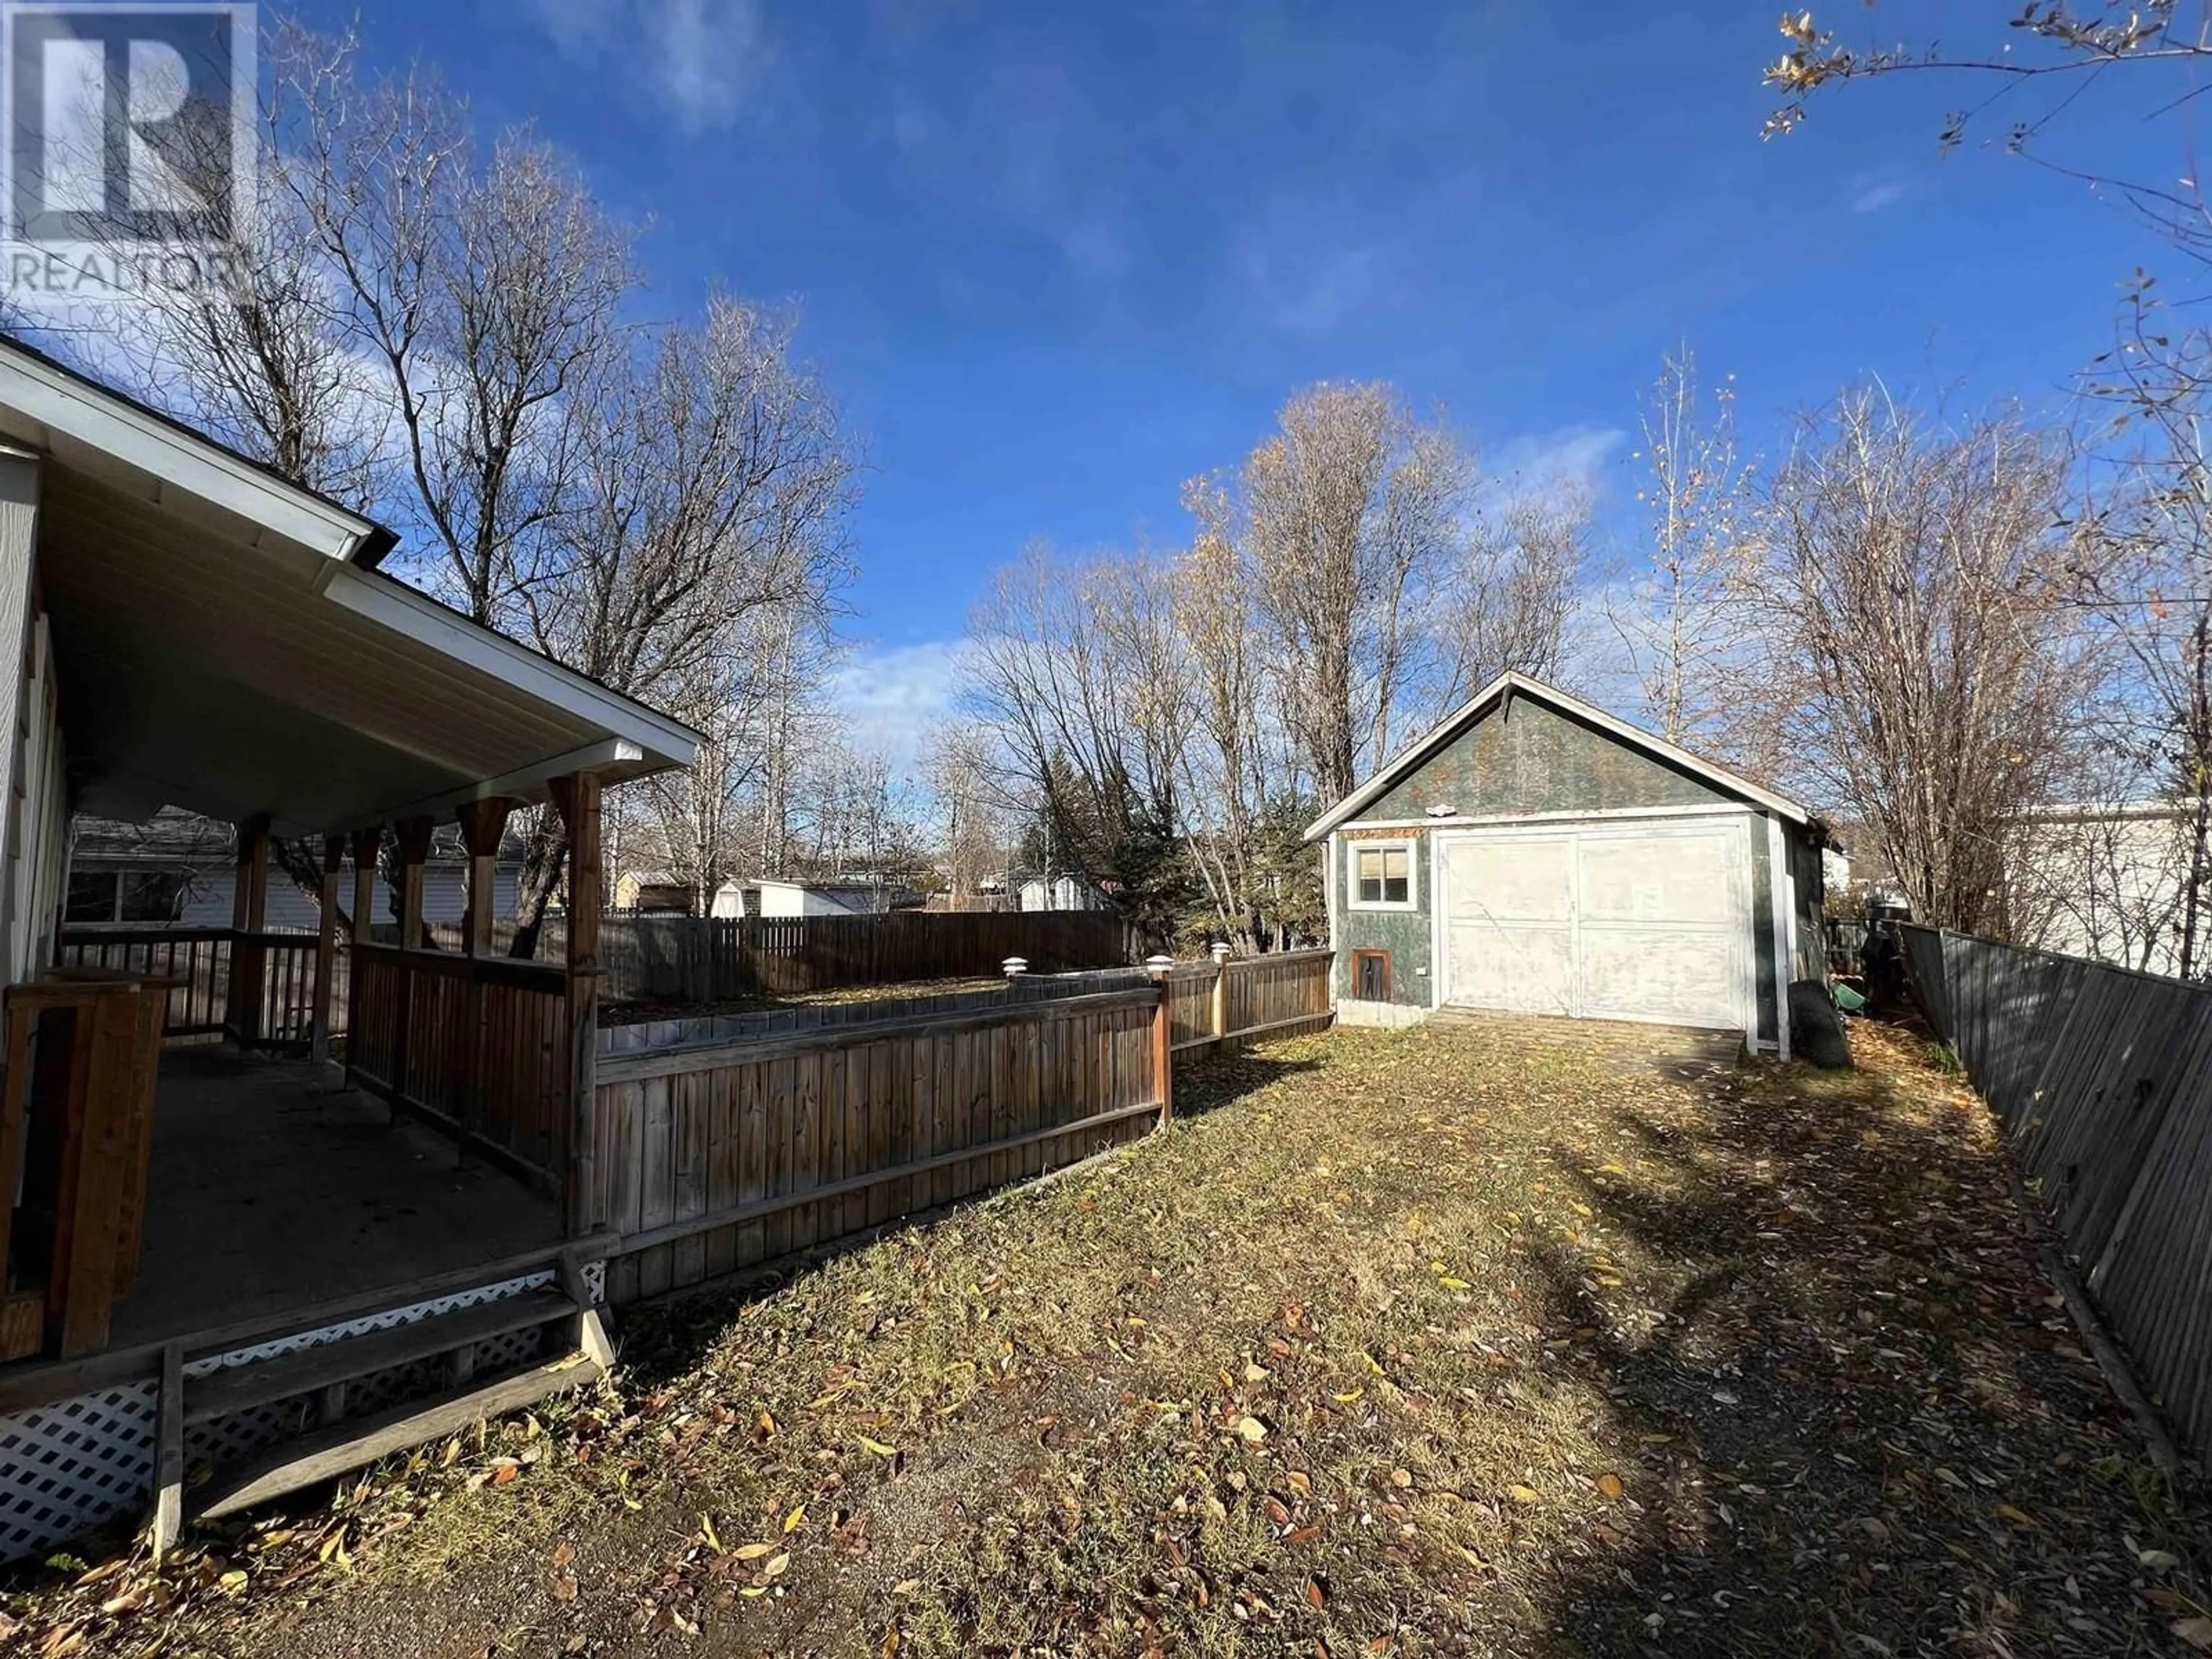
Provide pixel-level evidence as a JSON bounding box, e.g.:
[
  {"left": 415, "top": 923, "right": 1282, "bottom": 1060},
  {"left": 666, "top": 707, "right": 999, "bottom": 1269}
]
[
  {"left": 2, "top": 1269, "right": 562, "bottom": 1563},
  {"left": 184, "top": 1271, "right": 555, "bottom": 1377},
  {"left": 0, "top": 1382, "right": 159, "bottom": 1563}
]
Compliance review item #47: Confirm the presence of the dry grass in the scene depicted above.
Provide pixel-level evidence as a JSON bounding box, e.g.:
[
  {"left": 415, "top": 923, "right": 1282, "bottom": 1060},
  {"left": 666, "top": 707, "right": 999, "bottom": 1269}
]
[{"left": 10, "top": 1018, "right": 2209, "bottom": 1657}]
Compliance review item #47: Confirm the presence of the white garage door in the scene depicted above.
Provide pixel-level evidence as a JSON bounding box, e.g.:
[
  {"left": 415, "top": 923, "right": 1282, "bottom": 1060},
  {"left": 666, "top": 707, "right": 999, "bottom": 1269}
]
[{"left": 1437, "top": 817, "right": 1753, "bottom": 1030}]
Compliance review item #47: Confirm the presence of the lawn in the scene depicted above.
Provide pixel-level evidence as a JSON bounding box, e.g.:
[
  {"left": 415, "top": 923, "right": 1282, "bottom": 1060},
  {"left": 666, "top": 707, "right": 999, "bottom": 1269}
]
[{"left": 11, "top": 1017, "right": 2209, "bottom": 1657}]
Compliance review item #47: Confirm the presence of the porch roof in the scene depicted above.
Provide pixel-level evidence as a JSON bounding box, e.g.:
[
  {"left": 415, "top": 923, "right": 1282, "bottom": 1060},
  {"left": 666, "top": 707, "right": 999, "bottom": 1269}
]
[{"left": 0, "top": 338, "right": 700, "bottom": 836}]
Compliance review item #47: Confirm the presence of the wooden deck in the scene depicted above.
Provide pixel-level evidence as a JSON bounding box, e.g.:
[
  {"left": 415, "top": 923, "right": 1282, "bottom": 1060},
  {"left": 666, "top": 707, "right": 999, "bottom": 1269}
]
[{"left": 105, "top": 1047, "right": 562, "bottom": 1351}]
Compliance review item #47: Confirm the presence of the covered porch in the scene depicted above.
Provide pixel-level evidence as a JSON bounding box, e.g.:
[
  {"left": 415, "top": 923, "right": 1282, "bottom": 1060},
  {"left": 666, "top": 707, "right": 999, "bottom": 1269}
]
[{"left": 0, "top": 338, "right": 696, "bottom": 1562}]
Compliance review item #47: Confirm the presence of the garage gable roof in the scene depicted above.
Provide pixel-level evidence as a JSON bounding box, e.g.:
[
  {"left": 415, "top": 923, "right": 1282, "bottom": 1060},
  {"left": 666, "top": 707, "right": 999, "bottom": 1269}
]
[{"left": 1302, "top": 672, "right": 1810, "bottom": 842}]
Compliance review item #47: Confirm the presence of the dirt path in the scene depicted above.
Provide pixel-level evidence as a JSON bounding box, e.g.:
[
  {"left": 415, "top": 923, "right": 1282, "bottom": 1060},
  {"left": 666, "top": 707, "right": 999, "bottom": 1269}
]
[{"left": 10, "top": 1021, "right": 2206, "bottom": 1657}]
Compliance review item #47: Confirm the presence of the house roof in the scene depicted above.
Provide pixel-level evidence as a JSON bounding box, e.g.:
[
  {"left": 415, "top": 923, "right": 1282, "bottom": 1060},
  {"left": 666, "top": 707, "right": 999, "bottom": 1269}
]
[
  {"left": 1302, "top": 671, "right": 1812, "bottom": 843},
  {"left": 0, "top": 336, "right": 701, "bottom": 834}
]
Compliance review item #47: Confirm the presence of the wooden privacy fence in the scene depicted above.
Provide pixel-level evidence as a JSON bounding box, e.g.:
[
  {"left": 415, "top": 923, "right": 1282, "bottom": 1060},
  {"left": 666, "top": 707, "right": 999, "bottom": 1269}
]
[
  {"left": 430, "top": 911, "right": 1140, "bottom": 1002},
  {"left": 1901, "top": 925, "right": 2212, "bottom": 1459},
  {"left": 587, "top": 950, "right": 1337, "bottom": 1306},
  {"left": 1165, "top": 948, "right": 1336, "bottom": 1056},
  {"left": 346, "top": 945, "right": 571, "bottom": 1187}
]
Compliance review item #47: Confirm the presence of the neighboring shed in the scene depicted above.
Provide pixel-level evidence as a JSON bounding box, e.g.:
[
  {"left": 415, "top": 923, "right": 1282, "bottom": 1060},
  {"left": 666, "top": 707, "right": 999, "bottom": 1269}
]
[
  {"left": 614, "top": 869, "right": 695, "bottom": 915},
  {"left": 1305, "top": 673, "right": 1826, "bottom": 1054}
]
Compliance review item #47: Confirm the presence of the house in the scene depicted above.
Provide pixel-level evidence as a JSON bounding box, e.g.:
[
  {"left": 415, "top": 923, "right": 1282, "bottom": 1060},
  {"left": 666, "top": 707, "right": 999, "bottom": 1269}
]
[
  {"left": 0, "top": 336, "right": 698, "bottom": 1562},
  {"left": 755, "top": 877, "right": 926, "bottom": 917},
  {"left": 1305, "top": 672, "right": 1826, "bottom": 1054},
  {"left": 68, "top": 809, "right": 525, "bottom": 930},
  {"left": 2006, "top": 801, "right": 2203, "bottom": 978}
]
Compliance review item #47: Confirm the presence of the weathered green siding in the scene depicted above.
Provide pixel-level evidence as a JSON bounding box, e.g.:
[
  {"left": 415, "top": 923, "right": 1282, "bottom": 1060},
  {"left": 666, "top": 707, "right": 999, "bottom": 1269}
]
[
  {"left": 1749, "top": 824, "right": 1777, "bottom": 1045},
  {"left": 1355, "top": 697, "right": 1730, "bottom": 824},
  {"left": 1331, "top": 832, "right": 1431, "bottom": 1007}
]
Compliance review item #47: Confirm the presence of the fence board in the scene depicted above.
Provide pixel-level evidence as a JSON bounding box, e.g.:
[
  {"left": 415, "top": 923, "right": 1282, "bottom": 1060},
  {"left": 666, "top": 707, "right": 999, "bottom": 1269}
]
[
  {"left": 595, "top": 988, "right": 1164, "bottom": 1304},
  {"left": 433, "top": 911, "right": 1138, "bottom": 1001},
  {"left": 1900, "top": 923, "right": 2212, "bottom": 1460}
]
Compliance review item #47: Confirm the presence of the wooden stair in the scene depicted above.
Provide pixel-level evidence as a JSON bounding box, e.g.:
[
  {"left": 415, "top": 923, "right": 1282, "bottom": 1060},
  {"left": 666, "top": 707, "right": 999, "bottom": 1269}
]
[
  {"left": 151, "top": 1248, "right": 617, "bottom": 1551},
  {"left": 195, "top": 1352, "right": 603, "bottom": 1520}
]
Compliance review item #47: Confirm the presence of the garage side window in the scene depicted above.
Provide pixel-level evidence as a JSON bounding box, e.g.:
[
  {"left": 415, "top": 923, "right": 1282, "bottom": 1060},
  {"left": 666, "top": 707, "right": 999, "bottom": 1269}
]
[{"left": 1349, "top": 840, "right": 1416, "bottom": 910}]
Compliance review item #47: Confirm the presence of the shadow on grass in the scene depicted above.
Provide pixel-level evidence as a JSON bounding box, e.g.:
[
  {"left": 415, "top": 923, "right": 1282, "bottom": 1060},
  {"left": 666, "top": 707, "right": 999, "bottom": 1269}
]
[{"left": 1493, "top": 1036, "right": 2195, "bottom": 1657}]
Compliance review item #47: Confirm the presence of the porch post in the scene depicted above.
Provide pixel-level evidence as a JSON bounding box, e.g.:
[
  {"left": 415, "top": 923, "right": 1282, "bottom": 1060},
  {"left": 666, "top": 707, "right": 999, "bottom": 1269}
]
[
  {"left": 454, "top": 798, "right": 516, "bottom": 957},
  {"left": 549, "top": 772, "right": 600, "bottom": 1237},
  {"left": 395, "top": 816, "right": 435, "bottom": 950},
  {"left": 311, "top": 835, "right": 343, "bottom": 1065},
  {"left": 227, "top": 814, "right": 270, "bottom": 1047},
  {"left": 346, "top": 827, "right": 380, "bottom": 1085},
  {"left": 349, "top": 829, "right": 380, "bottom": 949}
]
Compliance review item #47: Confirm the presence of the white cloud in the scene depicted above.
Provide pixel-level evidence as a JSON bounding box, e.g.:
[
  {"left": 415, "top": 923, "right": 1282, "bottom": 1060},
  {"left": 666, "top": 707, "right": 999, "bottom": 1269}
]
[
  {"left": 883, "top": 59, "right": 1130, "bottom": 279},
  {"left": 1486, "top": 425, "right": 1628, "bottom": 499},
  {"left": 1849, "top": 176, "right": 1910, "bottom": 216},
  {"left": 1236, "top": 229, "right": 1393, "bottom": 334},
  {"left": 523, "top": 0, "right": 767, "bottom": 136},
  {"left": 828, "top": 639, "right": 964, "bottom": 780}
]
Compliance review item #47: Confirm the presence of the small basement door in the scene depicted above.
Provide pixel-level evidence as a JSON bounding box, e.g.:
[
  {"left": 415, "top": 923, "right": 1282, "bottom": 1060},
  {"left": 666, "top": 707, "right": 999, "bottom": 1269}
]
[{"left": 1435, "top": 816, "right": 1755, "bottom": 1031}]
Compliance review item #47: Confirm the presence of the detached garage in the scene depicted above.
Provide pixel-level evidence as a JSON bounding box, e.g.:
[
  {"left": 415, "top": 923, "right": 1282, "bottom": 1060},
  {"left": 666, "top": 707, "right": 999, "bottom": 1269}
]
[{"left": 1309, "top": 673, "right": 1827, "bottom": 1054}]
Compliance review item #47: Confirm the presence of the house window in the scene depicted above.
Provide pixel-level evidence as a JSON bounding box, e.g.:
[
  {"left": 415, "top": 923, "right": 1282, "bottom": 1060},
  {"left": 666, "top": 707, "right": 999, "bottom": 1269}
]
[
  {"left": 119, "top": 873, "right": 185, "bottom": 923},
  {"left": 65, "top": 871, "right": 119, "bottom": 923},
  {"left": 1348, "top": 839, "right": 1416, "bottom": 910},
  {"left": 1353, "top": 948, "right": 1391, "bottom": 1002}
]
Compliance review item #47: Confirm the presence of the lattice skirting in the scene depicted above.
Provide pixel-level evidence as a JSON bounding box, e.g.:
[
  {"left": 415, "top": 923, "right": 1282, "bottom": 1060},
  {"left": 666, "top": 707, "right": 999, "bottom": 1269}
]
[{"left": 0, "top": 1266, "right": 585, "bottom": 1563}]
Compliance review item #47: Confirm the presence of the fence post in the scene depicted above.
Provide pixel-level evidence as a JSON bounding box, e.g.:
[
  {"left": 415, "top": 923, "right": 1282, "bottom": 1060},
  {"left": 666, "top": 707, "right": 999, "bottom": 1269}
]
[
  {"left": 1145, "top": 955, "right": 1176, "bottom": 1130},
  {"left": 1209, "top": 941, "right": 1230, "bottom": 1046}
]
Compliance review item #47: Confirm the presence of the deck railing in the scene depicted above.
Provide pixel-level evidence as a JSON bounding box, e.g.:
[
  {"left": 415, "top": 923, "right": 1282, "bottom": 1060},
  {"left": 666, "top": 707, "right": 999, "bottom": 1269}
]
[
  {"left": 56, "top": 928, "right": 232, "bottom": 1040},
  {"left": 54, "top": 927, "right": 338, "bottom": 1050},
  {"left": 347, "top": 945, "right": 571, "bottom": 1187}
]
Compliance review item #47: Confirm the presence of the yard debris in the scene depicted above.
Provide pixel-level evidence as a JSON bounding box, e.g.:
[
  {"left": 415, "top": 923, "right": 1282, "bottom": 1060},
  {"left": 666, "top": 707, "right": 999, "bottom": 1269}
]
[{"left": 2, "top": 1021, "right": 2205, "bottom": 1657}]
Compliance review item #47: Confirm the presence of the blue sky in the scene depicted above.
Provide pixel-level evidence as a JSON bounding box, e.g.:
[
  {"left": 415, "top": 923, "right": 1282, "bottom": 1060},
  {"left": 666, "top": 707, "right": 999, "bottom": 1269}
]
[{"left": 286, "top": 0, "right": 2185, "bottom": 767}]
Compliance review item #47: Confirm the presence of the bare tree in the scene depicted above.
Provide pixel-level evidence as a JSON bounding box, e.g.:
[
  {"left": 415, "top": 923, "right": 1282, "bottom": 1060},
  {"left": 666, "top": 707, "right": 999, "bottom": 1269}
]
[
  {"left": 512, "top": 299, "right": 859, "bottom": 945},
  {"left": 1244, "top": 383, "right": 1468, "bottom": 799},
  {"left": 1437, "top": 490, "right": 1590, "bottom": 707},
  {"left": 926, "top": 722, "right": 1020, "bottom": 907},
  {"left": 1611, "top": 350, "right": 1758, "bottom": 745},
  {"left": 1758, "top": 5, "right": 2212, "bottom": 972},
  {"left": 278, "top": 24, "right": 633, "bottom": 625},
  {"left": 1752, "top": 392, "right": 2099, "bottom": 935},
  {"left": 964, "top": 543, "right": 1193, "bottom": 940}
]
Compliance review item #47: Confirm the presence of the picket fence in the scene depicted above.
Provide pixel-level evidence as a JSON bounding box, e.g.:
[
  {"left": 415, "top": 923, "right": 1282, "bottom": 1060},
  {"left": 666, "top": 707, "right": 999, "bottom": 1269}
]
[{"left": 1900, "top": 924, "right": 2212, "bottom": 1459}]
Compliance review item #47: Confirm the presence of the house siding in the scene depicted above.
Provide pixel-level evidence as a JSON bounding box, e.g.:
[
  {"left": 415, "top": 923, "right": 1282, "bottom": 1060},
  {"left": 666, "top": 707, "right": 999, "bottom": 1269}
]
[
  {"left": 1331, "top": 830, "right": 1433, "bottom": 1008},
  {"left": 70, "top": 858, "right": 520, "bottom": 931},
  {"left": 1358, "top": 696, "right": 1732, "bottom": 824}
]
